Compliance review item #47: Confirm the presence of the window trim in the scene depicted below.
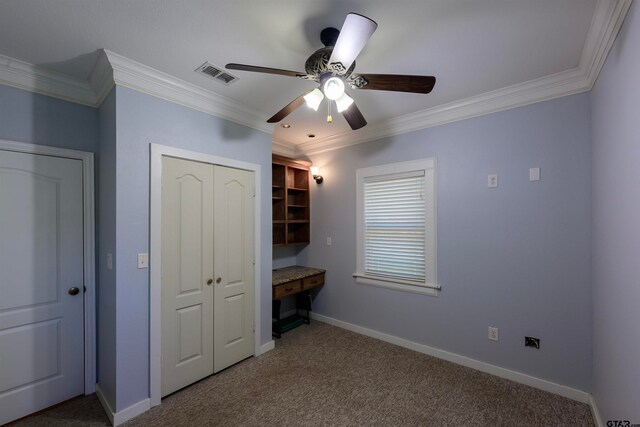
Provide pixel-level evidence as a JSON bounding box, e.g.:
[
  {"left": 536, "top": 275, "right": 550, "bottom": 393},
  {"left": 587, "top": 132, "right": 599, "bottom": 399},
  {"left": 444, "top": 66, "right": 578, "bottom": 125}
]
[{"left": 355, "top": 158, "right": 438, "bottom": 296}]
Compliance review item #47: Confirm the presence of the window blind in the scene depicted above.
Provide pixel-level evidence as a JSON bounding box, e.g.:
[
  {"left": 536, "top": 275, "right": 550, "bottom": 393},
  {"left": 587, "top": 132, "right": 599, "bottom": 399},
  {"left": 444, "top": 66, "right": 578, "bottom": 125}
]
[{"left": 363, "top": 170, "right": 425, "bottom": 283}]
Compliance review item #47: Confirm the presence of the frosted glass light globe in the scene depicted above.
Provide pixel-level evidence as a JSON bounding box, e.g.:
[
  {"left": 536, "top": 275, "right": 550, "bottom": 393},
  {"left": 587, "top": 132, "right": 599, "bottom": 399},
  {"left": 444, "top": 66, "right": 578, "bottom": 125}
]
[{"left": 323, "top": 77, "right": 345, "bottom": 100}]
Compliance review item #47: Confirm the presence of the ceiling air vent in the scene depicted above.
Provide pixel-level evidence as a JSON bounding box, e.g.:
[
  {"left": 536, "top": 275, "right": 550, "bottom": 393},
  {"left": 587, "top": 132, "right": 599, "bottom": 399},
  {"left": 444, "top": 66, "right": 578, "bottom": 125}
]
[{"left": 195, "top": 62, "right": 238, "bottom": 85}]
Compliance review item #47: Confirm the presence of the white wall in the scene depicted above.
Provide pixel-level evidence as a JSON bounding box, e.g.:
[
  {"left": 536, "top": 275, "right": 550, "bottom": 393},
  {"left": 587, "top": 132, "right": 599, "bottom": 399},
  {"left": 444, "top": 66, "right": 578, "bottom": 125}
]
[{"left": 591, "top": 1, "right": 640, "bottom": 422}]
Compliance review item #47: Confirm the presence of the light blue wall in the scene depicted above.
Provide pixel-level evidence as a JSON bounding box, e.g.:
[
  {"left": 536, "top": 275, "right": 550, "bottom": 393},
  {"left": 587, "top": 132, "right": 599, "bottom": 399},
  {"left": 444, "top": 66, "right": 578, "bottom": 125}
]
[
  {"left": 591, "top": 1, "right": 640, "bottom": 422},
  {"left": 298, "top": 92, "right": 592, "bottom": 391},
  {"left": 0, "top": 84, "right": 97, "bottom": 151},
  {"left": 273, "top": 246, "right": 300, "bottom": 269},
  {"left": 0, "top": 83, "right": 112, "bottom": 399},
  {"left": 96, "top": 88, "right": 117, "bottom": 408},
  {"left": 113, "top": 86, "right": 273, "bottom": 410}
]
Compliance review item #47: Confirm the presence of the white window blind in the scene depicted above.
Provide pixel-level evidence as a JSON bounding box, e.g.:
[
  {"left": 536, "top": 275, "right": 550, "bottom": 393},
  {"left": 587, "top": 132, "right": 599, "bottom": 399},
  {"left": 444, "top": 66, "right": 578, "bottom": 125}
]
[
  {"left": 363, "top": 171, "right": 426, "bottom": 283},
  {"left": 355, "top": 157, "right": 437, "bottom": 295}
]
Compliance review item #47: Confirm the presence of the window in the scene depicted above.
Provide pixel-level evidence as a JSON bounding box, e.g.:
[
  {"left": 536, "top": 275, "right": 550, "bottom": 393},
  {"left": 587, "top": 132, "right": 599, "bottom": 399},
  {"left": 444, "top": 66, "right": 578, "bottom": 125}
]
[{"left": 355, "top": 158, "right": 438, "bottom": 295}]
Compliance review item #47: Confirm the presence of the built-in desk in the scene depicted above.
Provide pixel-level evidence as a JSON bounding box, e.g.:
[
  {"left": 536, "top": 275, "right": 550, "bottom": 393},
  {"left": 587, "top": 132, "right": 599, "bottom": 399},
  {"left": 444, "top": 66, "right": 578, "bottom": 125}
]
[{"left": 272, "top": 265, "right": 325, "bottom": 338}]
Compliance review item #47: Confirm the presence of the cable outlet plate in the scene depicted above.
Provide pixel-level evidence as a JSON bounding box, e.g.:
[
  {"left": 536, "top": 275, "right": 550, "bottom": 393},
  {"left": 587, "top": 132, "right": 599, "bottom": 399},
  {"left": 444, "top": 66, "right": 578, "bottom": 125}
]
[{"left": 525, "top": 336, "right": 540, "bottom": 349}]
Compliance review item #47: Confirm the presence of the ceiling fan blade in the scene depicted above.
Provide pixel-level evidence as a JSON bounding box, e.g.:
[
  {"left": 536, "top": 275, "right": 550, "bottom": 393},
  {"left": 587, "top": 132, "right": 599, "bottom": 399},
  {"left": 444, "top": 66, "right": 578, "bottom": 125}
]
[
  {"left": 226, "top": 63, "right": 309, "bottom": 79},
  {"left": 341, "top": 102, "right": 367, "bottom": 130},
  {"left": 267, "top": 93, "right": 309, "bottom": 123},
  {"left": 350, "top": 74, "right": 436, "bottom": 94},
  {"left": 328, "top": 13, "right": 377, "bottom": 75}
]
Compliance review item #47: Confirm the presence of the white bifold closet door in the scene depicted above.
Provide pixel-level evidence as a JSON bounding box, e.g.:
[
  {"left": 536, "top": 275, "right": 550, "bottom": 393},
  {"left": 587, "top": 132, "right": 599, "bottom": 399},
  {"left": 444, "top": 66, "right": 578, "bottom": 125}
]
[{"left": 161, "top": 156, "right": 254, "bottom": 397}]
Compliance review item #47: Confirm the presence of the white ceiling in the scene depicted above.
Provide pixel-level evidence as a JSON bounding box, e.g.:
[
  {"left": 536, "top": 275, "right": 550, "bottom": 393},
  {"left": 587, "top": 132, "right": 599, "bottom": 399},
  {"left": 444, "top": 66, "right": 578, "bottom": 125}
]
[{"left": 0, "top": 0, "right": 599, "bottom": 146}]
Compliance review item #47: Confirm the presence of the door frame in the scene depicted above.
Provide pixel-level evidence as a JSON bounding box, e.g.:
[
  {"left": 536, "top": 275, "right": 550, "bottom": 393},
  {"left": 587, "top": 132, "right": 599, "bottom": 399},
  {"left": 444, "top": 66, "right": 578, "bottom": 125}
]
[
  {"left": 149, "top": 143, "right": 262, "bottom": 407},
  {"left": 0, "top": 138, "right": 97, "bottom": 395}
]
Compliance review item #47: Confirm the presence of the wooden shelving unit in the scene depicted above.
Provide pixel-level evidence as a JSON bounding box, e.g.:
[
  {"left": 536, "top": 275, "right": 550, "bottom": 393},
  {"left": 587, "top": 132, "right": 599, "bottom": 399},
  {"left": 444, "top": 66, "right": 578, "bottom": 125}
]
[{"left": 272, "top": 155, "right": 311, "bottom": 246}]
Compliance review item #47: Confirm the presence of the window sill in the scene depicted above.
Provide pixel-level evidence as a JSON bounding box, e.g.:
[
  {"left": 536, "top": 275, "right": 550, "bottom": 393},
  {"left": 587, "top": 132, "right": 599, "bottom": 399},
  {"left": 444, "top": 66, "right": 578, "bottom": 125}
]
[{"left": 353, "top": 273, "right": 440, "bottom": 296}]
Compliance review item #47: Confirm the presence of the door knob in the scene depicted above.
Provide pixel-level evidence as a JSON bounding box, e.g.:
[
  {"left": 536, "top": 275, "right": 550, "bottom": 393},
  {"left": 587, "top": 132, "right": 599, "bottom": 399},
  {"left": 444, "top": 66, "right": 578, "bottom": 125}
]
[
  {"left": 216, "top": 277, "right": 222, "bottom": 284},
  {"left": 207, "top": 279, "right": 213, "bottom": 286},
  {"left": 68, "top": 287, "right": 80, "bottom": 296}
]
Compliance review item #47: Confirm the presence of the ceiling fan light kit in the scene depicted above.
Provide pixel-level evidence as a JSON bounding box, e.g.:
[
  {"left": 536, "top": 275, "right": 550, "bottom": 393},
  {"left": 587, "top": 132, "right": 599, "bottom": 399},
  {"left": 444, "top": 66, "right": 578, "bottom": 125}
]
[
  {"left": 304, "top": 88, "right": 324, "bottom": 111},
  {"left": 323, "top": 77, "right": 345, "bottom": 100},
  {"left": 335, "top": 93, "right": 354, "bottom": 113},
  {"left": 226, "top": 12, "right": 436, "bottom": 132}
]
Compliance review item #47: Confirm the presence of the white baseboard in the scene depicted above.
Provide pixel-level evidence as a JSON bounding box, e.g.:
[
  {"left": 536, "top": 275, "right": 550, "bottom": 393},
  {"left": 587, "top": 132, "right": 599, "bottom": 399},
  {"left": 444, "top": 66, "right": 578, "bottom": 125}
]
[
  {"left": 95, "top": 384, "right": 150, "bottom": 426},
  {"left": 112, "top": 398, "right": 150, "bottom": 426},
  {"left": 310, "top": 313, "right": 590, "bottom": 404},
  {"left": 95, "top": 384, "right": 115, "bottom": 425},
  {"left": 259, "top": 340, "right": 275, "bottom": 355},
  {"left": 589, "top": 395, "right": 603, "bottom": 427}
]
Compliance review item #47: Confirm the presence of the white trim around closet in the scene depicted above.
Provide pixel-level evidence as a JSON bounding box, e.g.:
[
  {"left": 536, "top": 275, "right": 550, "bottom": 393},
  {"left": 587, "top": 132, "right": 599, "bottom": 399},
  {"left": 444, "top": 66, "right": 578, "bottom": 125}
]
[{"left": 148, "top": 143, "right": 263, "bottom": 407}]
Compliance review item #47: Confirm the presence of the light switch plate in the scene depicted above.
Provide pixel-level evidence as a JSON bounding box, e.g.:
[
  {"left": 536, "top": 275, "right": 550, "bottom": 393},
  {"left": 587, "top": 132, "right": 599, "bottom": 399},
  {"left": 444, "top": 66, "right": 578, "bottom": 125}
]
[
  {"left": 529, "top": 167, "right": 541, "bottom": 181},
  {"left": 488, "top": 174, "right": 498, "bottom": 188},
  {"left": 137, "top": 253, "right": 149, "bottom": 269},
  {"left": 326, "top": 237, "right": 332, "bottom": 246},
  {"left": 107, "top": 253, "right": 113, "bottom": 271}
]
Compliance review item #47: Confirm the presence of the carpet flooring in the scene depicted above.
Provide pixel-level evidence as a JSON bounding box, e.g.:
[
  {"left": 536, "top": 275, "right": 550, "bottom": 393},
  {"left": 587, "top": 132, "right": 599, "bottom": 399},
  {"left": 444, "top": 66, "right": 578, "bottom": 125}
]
[{"left": 12, "top": 321, "right": 593, "bottom": 426}]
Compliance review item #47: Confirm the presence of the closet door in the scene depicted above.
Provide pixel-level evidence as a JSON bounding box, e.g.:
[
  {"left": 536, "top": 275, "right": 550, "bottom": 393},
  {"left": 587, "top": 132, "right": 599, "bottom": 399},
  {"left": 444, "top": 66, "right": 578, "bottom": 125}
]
[
  {"left": 213, "top": 166, "right": 255, "bottom": 373},
  {"left": 161, "top": 157, "right": 214, "bottom": 396}
]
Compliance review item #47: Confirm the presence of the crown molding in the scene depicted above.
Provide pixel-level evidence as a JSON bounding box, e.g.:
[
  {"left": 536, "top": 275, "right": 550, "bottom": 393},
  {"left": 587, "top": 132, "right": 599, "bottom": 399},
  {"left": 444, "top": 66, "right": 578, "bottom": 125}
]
[
  {"left": 100, "top": 50, "right": 271, "bottom": 134},
  {"left": 0, "top": 54, "right": 96, "bottom": 106},
  {"left": 0, "top": 0, "right": 630, "bottom": 156},
  {"left": 0, "top": 50, "right": 272, "bottom": 136},
  {"left": 271, "top": 137, "right": 298, "bottom": 157},
  {"left": 88, "top": 50, "right": 114, "bottom": 106},
  {"left": 580, "top": 0, "right": 633, "bottom": 88},
  {"left": 296, "top": 67, "right": 589, "bottom": 156},
  {"left": 293, "top": 0, "right": 632, "bottom": 157}
]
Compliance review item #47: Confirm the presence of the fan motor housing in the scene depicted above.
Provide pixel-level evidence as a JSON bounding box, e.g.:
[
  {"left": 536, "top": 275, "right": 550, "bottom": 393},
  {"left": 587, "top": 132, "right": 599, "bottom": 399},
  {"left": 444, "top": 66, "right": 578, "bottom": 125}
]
[{"left": 304, "top": 47, "right": 355, "bottom": 80}]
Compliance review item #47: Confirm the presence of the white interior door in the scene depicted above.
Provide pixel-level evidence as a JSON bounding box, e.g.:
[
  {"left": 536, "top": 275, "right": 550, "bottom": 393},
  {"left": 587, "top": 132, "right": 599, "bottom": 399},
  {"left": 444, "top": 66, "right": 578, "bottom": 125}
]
[
  {"left": 0, "top": 150, "right": 84, "bottom": 425},
  {"left": 213, "top": 166, "right": 254, "bottom": 373},
  {"left": 161, "top": 156, "right": 214, "bottom": 397}
]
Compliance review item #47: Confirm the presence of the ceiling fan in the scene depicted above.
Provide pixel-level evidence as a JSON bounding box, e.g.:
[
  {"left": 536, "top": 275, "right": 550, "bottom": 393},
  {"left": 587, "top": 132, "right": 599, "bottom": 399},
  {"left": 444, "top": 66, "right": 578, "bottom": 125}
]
[{"left": 226, "top": 13, "right": 436, "bottom": 131}]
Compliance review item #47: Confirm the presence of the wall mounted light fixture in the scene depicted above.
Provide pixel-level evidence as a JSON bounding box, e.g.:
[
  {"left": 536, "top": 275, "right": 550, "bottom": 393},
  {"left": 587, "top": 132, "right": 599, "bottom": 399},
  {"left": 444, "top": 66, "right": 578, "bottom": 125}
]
[{"left": 310, "top": 166, "right": 323, "bottom": 184}]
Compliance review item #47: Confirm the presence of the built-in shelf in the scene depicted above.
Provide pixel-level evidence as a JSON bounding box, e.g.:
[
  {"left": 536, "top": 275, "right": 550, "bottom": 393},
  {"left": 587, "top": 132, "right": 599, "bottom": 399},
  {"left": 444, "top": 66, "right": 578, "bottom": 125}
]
[{"left": 272, "top": 155, "right": 311, "bottom": 246}]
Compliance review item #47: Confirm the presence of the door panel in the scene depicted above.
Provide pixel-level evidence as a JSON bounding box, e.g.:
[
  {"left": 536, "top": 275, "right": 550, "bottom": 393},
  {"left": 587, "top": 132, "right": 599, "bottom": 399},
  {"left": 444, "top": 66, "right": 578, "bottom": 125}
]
[
  {"left": 213, "top": 166, "right": 254, "bottom": 373},
  {"left": 224, "top": 294, "right": 245, "bottom": 345},
  {"left": 0, "top": 150, "right": 84, "bottom": 425},
  {"left": 161, "top": 157, "right": 214, "bottom": 397},
  {"left": 0, "top": 319, "right": 61, "bottom": 391},
  {"left": 177, "top": 304, "right": 203, "bottom": 364}
]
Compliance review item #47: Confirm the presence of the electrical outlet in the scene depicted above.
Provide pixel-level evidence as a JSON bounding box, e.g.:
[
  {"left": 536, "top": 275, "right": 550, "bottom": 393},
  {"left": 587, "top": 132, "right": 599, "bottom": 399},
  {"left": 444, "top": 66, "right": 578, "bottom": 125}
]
[
  {"left": 326, "top": 236, "right": 332, "bottom": 246},
  {"left": 525, "top": 336, "right": 540, "bottom": 349},
  {"left": 107, "top": 253, "right": 113, "bottom": 271},
  {"left": 488, "top": 327, "right": 499, "bottom": 341},
  {"left": 488, "top": 174, "right": 498, "bottom": 188}
]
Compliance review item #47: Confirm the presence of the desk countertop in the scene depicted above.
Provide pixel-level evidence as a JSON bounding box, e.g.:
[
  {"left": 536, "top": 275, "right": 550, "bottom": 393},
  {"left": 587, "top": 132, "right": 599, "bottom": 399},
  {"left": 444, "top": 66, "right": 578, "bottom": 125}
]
[{"left": 272, "top": 265, "right": 326, "bottom": 286}]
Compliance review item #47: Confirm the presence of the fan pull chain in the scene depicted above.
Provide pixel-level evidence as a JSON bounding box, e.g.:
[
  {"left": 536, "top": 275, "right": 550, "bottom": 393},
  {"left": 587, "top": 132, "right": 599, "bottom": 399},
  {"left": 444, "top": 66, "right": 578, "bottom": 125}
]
[{"left": 327, "top": 101, "right": 333, "bottom": 123}]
